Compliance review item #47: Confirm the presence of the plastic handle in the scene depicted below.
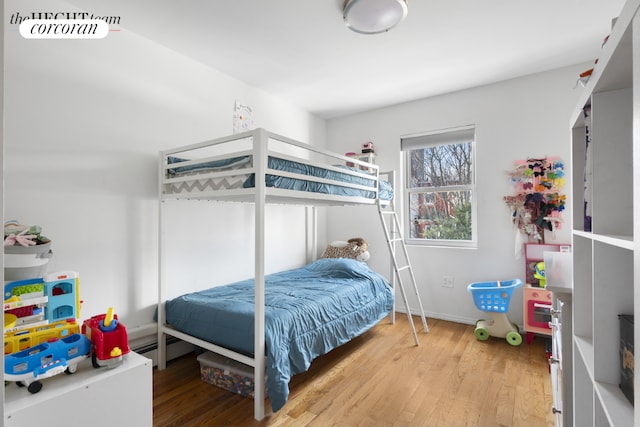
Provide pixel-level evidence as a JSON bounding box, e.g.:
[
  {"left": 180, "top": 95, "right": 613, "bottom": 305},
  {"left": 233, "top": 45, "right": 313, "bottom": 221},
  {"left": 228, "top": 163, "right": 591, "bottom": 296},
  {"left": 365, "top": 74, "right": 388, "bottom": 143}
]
[
  {"left": 533, "top": 303, "right": 552, "bottom": 310},
  {"left": 104, "top": 307, "right": 114, "bottom": 328}
]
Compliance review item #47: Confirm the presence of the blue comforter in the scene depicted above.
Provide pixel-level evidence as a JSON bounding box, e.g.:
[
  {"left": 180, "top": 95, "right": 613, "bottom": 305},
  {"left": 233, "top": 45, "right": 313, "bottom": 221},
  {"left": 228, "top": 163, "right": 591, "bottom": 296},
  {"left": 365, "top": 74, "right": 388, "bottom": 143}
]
[{"left": 164, "top": 258, "right": 394, "bottom": 411}]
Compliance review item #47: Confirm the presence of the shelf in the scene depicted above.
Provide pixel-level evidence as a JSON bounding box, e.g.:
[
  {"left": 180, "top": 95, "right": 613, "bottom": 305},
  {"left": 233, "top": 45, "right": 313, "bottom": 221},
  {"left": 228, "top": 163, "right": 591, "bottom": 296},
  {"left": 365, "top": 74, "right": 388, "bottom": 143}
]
[
  {"left": 574, "top": 336, "right": 594, "bottom": 381},
  {"left": 573, "top": 353, "right": 594, "bottom": 427},
  {"left": 572, "top": 235, "right": 592, "bottom": 341},
  {"left": 595, "top": 381, "right": 634, "bottom": 427},
  {"left": 572, "top": 230, "right": 634, "bottom": 250}
]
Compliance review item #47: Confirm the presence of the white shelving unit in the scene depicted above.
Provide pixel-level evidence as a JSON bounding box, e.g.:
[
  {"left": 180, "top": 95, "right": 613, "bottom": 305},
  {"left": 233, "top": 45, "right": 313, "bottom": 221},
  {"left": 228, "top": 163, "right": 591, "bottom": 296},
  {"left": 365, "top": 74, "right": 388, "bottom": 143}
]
[{"left": 569, "top": 0, "right": 640, "bottom": 425}]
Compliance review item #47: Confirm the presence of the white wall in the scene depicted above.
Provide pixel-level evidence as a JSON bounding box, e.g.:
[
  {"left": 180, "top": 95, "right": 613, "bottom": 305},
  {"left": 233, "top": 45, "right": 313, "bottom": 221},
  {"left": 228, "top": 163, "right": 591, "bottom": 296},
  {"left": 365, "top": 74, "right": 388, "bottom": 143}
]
[
  {"left": 4, "top": 0, "right": 326, "bottom": 332},
  {"left": 4, "top": 0, "right": 589, "bottom": 335},
  {"left": 326, "top": 65, "right": 584, "bottom": 325}
]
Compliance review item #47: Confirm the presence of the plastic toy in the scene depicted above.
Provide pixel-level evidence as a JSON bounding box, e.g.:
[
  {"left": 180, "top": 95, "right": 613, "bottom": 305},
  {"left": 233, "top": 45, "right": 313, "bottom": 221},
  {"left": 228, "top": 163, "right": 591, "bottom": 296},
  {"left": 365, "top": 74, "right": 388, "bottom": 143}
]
[
  {"left": 43, "top": 271, "right": 81, "bottom": 322},
  {"left": 4, "top": 333, "right": 91, "bottom": 393},
  {"left": 4, "top": 278, "right": 47, "bottom": 329},
  {"left": 468, "top": 279, "right": 523, "bottom": 346},
  {"left": 4, "top": 307, "right": 130, "bottom": 393},
  {"left": 4, "top": 272, "right": 80, "bottom": 332},
  {"left": 534, "top": 262, "right": 546, "bottom": 287},
  {"left": 4, "top": 272, "right": 82, "bottom": 356},
  {"left": 4, "top": 313, "right": 17, "bottom": 330},
  {"left": 82, "top": 307, "right": 130, "bottom": 369},
  {"left": 4, "top": 269, "right": 130, "bottom": 393},
  {"left": 4, "top": 319, "right": 79, "bottom": 355}
]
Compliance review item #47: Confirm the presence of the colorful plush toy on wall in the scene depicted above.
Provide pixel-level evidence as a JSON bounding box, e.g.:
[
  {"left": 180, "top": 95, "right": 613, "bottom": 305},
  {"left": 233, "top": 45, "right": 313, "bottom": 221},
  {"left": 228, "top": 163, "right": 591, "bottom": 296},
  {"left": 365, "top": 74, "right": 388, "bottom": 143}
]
[
  {"left": 504, "top": 156, "right": 566, "bottom": 250},
  {"left": 321, "top": 237, "right": 370, "bottom": 262}
]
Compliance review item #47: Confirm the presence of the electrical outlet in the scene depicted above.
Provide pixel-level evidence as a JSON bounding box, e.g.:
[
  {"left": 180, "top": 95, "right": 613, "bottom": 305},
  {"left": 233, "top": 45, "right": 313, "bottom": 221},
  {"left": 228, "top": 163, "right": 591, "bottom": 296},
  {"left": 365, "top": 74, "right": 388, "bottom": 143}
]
[{"left": 442, "top": 275, "right": 454, "bottom": 288}]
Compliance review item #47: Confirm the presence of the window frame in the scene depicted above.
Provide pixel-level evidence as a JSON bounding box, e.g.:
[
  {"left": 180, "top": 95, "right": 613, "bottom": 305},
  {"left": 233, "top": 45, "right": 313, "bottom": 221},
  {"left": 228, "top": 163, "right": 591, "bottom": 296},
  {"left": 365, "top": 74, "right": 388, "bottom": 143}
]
[{"left": 401, "top": 125, "right": 478, "bottom": 248}]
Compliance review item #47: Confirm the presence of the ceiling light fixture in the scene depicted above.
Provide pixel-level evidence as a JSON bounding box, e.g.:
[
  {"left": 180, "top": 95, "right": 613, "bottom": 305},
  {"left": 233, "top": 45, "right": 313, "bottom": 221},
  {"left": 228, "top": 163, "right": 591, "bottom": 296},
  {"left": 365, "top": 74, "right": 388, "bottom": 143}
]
[{"left": 343, "top": 0, "right": 408, "bottom": 35}]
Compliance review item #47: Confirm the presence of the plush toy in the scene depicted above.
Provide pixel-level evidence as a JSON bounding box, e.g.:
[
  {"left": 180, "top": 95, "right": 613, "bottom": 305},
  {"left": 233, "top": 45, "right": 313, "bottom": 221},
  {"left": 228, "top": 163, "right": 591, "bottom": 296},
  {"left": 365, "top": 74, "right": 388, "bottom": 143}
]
[{"left": 321, "top": 237, "right": 370, "bottom": 262}]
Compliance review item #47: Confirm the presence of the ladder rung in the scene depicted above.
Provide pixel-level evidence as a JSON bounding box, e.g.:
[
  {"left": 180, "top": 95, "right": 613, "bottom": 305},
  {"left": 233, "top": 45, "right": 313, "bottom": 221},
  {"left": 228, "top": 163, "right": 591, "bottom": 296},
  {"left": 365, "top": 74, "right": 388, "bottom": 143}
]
[
  {"left": 389, "top": 237, "right": 403, "bottom": 243},
  {"left": 397, "top": 265, "right": 410, "bottom": 272},
  {"left": 381, "top": 211, "right": 395, "bottom": 215}
]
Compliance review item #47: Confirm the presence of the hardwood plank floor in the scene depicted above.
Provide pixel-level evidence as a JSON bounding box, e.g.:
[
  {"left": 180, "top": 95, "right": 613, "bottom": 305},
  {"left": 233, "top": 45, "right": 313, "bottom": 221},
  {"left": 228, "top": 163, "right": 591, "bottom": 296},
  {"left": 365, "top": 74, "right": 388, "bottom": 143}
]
[{"left": 153, "top": 316, "right": 555, "bottom": 427}]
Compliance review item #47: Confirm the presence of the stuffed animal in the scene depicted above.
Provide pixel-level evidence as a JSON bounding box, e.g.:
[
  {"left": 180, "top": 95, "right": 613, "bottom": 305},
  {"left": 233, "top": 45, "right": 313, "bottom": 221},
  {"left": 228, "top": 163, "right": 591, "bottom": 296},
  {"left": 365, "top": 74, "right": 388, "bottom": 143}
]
[{"left": 321, "top": 237, "right": 370, "bottom": 262}]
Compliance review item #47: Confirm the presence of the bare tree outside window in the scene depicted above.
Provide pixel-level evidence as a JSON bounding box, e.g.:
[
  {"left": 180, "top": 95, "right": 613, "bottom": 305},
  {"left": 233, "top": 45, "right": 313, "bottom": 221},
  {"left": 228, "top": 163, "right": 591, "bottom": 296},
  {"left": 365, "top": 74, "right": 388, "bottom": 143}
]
[{"left": 403, "top": 128, "right": 475, "bottom": 245}]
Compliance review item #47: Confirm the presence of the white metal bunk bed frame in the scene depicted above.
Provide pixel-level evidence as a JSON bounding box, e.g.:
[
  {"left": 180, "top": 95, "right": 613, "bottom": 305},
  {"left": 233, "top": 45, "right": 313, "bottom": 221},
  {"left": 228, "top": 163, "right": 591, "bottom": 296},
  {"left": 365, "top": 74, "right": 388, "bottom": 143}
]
[{"left": 157, "top": 128, "right": 398, "bottom": 420}]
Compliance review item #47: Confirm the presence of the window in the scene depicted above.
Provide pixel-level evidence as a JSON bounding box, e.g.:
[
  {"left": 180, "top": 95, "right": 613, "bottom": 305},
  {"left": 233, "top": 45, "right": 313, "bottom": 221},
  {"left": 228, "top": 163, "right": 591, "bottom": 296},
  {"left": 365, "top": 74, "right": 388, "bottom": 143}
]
[{"left": 402, "top": 126, "right": 476, "bottom": 247}]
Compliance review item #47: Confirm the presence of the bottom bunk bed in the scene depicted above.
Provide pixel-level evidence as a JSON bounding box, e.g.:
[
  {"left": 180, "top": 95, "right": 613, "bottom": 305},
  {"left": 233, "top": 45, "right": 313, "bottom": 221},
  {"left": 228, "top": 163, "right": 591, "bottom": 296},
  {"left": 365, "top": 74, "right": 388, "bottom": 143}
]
[{"left": 161, "top": 257, "right": 394, "bottom": 413}]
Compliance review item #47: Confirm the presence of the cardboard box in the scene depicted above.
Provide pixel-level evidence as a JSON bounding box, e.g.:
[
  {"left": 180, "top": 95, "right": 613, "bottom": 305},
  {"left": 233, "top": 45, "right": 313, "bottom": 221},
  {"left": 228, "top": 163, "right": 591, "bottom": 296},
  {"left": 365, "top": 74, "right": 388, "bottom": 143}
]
[{"left": 197, "top": 351, "right": 266, "bottom": 398}]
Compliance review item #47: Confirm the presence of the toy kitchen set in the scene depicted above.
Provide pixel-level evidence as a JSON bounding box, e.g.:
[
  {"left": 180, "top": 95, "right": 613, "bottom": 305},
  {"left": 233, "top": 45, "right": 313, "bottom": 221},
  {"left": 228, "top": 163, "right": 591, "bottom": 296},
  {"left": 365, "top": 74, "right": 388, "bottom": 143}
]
[{"left": 522, "top": 243, "right": 571, "bottom": 343}]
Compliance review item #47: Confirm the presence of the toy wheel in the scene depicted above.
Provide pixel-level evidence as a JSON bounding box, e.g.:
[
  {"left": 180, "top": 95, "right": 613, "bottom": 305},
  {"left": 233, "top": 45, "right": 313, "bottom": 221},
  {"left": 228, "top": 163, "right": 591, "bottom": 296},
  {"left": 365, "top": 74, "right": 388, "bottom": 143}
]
[
  {"left": 475, "top": 319, "right": 485, "bottom": 326},
  {"left": 506, "top": 331, "right": 523, "bottom": 346},
  {"left": 474, "top": 327, "right": 489, "bottom": 341},
  {"left": 27, "top": 381, "right": 42, "bottom": 394},
  {"left": 65, "top": 365, "right": 76, "bottom": 374},
  {"left": 92, "top": 352, "right": 101, "bottom": 369}
]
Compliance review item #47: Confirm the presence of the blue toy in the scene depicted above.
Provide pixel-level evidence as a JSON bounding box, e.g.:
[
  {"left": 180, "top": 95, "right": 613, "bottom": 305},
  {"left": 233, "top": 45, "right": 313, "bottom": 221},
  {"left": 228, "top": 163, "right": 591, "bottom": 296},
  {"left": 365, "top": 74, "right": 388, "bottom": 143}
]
[
  {"left": 468, "top": 279, "right": 523, "bottom": 346},
  {"left": 4, "top": 333, "right": 91, "bottom": 393}
]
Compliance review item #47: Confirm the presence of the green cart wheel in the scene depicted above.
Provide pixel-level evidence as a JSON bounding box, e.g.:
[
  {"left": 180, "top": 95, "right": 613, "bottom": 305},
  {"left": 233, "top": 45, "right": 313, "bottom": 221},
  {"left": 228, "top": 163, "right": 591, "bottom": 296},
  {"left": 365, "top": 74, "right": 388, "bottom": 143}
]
[
  {"left": 474, "top": 327, "right": 489, "bottom": 341},
  {"left": 506, "top": 331, "right": 523, "bottom": 346}
]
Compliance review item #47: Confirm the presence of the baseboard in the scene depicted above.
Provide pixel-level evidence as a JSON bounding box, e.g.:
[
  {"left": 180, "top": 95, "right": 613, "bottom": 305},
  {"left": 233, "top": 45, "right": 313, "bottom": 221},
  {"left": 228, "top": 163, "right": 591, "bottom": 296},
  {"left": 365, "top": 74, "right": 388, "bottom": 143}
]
[
  {"left": 395, "top": 307, "right": 476, "bottom": 326},
  {"left": 134, "top": 338, "right": 194, "bottom": 367},
  {"left": 396, "top": 307, "right": 524, "bottom": 331}
]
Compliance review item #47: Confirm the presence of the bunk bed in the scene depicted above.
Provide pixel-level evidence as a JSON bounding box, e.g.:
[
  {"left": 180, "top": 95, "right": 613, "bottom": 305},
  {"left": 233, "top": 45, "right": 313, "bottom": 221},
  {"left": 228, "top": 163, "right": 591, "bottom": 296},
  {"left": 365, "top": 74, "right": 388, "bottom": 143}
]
[{"left": 157, "top": 128, "right": 396, "bottom": 421}]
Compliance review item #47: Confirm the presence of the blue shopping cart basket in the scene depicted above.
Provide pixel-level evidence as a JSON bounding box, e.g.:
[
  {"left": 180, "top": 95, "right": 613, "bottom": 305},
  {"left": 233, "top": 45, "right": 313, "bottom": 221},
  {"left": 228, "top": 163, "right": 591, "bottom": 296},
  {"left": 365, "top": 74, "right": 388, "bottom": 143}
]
[
  {"left": 467, "top": 279, "right": 523, "bottom": 345},
  {"left": 467, "top": 279, "right": 522, "bottom": 313}
]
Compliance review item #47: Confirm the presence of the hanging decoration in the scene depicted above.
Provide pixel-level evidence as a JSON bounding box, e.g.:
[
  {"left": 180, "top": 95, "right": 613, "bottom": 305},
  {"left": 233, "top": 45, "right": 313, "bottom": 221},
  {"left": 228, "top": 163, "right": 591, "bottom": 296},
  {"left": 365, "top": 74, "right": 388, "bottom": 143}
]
[{"left": 504, "top": 157, "right": 566, "bottom": 256}]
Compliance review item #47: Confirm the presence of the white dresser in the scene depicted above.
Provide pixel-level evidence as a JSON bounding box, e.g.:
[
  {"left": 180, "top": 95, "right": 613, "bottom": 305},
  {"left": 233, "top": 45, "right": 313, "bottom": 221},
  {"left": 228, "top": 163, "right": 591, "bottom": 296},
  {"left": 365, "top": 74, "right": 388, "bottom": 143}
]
[{"left": 5, "top": 351, "right": 152, "bottom": 427}]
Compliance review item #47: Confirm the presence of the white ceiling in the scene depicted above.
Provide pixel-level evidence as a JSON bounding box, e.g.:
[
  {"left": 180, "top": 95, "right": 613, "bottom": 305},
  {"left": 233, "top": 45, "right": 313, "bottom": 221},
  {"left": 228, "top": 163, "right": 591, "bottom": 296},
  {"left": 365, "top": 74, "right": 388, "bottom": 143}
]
[{"left": 68, "top": 0, "right": 626, "bottom": 118}]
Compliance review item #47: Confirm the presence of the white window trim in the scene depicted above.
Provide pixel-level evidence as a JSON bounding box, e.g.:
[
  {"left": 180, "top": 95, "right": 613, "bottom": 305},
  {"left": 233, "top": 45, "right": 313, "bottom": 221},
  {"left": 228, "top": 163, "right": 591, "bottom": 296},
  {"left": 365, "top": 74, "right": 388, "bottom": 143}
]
[{"left": 401, "top": 125, "right": 478, "bottom": 248}]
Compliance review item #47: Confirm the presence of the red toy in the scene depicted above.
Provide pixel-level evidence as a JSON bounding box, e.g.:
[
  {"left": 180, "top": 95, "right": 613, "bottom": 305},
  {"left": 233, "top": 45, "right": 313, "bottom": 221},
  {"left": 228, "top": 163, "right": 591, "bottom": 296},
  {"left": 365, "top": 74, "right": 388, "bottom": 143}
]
[{"left": 82, "top": 307, "right": 130, "bottom": 368}]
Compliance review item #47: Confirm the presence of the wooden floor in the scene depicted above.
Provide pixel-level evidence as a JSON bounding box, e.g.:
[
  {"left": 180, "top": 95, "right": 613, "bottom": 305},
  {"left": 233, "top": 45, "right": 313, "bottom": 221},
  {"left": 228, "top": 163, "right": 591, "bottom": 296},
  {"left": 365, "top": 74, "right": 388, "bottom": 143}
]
[{"left": 153, "top": 316, "right": 555, "bottom": 427}]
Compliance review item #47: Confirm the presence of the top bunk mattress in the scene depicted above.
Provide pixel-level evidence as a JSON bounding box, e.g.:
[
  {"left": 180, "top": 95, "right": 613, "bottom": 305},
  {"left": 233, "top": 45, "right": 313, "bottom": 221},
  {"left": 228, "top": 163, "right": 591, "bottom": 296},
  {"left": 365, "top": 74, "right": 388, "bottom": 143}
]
[
  {"left": 163, "top": 154, "right": 393, "bottom": 200},
  {"left": 160, "top": 129, "right": 393, "bottom": 203}
]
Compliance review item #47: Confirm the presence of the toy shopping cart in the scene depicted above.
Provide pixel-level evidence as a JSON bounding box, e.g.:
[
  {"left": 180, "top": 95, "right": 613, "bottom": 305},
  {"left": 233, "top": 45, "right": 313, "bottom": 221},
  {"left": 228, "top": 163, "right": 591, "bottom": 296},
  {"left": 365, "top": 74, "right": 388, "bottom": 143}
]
[{"left": 467, "top": 279, "right": 523, "bottom": 346}]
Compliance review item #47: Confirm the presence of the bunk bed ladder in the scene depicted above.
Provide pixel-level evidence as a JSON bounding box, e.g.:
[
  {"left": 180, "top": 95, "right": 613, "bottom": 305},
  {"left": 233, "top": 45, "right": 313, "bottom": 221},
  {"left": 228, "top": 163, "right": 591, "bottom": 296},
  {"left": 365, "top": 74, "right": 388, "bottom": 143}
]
[{"left": 377, "top": 199, "right": 428, "bottom": 346}]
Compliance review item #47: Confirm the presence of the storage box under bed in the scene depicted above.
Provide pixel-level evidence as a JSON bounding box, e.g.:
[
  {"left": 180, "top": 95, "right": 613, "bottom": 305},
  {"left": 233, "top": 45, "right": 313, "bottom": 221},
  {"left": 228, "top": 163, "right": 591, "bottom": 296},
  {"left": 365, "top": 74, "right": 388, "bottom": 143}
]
[{"left": 197, "top": 351, "right": 266, "bottom": 398}]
